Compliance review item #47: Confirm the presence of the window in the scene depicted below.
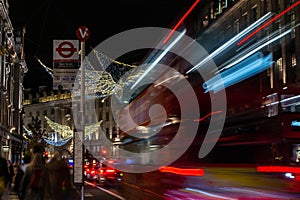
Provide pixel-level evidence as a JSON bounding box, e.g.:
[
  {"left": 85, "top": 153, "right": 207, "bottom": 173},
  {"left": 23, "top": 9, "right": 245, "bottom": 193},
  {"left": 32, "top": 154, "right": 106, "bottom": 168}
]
[
  {"left": 291, "top": 13, "right": 296, "bottom": 38},
  {"left": 263, "top": 0, "right": 269, "bottom": 13},
  {"left": 262, "top": 93, "right": 278, "bottom": 117},
  {"left": 276, "top": 58, "right": 283, "bottom": 81},
  {"left": 106, "top": 128, "right": 110, "bottom": 138},
  {"left": 234, "top": 19, "right": 240, "bottom": 34},
  {"left": 281, "top": 94, "right": 300, "bottom": 113},
  {"left": 210, "top": 6, "right": 214, "bottom": 20},
  {"left": 292, "top": 54, "right": 297, "bottom": 67},
  {"left": 112, "top": 127, "right": 117, "bottom": 138},
  {"left": 242, "top": 12, "right": 248, "bottom": 29},
  {"left": 203, "top": 15, "right": 209, "bottom": 27},
  {"left": 252, "top": 4, "right": 258, "bottom": 21},
  {"left": 106, "top": 112, "right": 109, "bottom": 121}
]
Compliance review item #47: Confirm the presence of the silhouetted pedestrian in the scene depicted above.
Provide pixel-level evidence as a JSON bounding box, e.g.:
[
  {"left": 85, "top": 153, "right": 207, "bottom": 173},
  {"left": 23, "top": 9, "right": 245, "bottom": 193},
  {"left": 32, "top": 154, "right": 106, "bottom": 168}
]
[
  {"left": 11, "top": 163, "right": 24, "bottom": 197},
  {"left": 0, "top": 156, "right": 9, "bottom": 199},
  {"left": 46, "top": 151, "right": 77, "bottom": 200},
  {"left": 19, "top": 153, "right": 49, "bottom": 200},
  {"left": 21, "top": 154, "right": 31, "bottom": 173},
  {"left": 6, "top": 160, "right": 13, "bottom": 193}
]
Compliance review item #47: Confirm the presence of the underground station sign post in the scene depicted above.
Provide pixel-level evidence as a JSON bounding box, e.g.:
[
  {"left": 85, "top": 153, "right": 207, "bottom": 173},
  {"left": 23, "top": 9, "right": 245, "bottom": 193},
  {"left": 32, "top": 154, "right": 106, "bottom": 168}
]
[
  {"left": 74, "top": 26, "right": 90, "bottom": 199},
  {"left": 74, "top": 130, "right": 83, "bottom": 184}
]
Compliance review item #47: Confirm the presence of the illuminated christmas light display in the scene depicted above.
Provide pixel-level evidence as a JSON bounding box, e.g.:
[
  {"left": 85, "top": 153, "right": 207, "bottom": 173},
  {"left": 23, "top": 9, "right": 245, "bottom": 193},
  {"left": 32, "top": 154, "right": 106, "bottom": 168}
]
[
  {"left": 74, "top": 49, "right": 144, "bottom": 101},
  {"left": 43, "top": 116, "right": 103, "bottom": 146}
]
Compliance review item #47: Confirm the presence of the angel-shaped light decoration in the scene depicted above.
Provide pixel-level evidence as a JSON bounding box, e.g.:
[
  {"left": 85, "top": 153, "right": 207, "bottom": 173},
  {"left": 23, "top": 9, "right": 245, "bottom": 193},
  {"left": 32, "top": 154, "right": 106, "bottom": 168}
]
[
  {"left": 44, "top": 116, "right": 73, "bottom": 138},
  {"left": 43, "top": 116, "right": 103, "bottom": 146}
]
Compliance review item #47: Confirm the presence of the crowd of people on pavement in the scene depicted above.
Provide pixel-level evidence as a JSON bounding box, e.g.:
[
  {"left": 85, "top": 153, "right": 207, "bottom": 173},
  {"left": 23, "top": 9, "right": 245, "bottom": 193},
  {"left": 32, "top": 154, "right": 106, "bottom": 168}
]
[{"left": 0, "top": 145, "right": 79, "bottom": 200}]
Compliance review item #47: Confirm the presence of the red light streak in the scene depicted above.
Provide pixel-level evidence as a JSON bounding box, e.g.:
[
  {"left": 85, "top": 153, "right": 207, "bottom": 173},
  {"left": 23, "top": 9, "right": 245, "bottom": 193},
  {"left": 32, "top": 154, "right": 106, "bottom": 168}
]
[
  {"left": 257, "top": 166, "right": 300, "bottom": 174},
  {"left": 159, "top": 166, "right": 204, "bottom": 176},
  {"left": 237, "top": 1, "right": 300, "bottom": 46},
  {"left": 163, "top": 0, "right": 201, "bottom": 44},
  {"left": 194, "top": 110, "right": 223, "bottom": 122}
]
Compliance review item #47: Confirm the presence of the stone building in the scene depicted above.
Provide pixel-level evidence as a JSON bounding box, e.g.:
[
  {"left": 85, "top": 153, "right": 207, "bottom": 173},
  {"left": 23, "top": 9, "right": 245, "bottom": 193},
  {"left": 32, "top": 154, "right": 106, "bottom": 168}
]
[{"left": 0, "top": 0, "right": 27, "bottom": 163}]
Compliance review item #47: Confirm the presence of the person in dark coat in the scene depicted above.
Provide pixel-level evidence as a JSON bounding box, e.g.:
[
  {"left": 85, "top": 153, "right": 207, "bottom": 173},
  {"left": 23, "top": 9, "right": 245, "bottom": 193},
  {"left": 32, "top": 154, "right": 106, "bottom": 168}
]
[
  {"left": 11, "top": 163, "right": 24, "bottom": 196},
  {"left": 19, "top": 153, "right": 49, "bottom": 200},
  {"left": 7, "top": 160, "right": 14, "bottom": 192},
  {"left": 21, "top": 154, "right": 31, "bottom": 173},
  {"left": 0, "top": 156, "right": 9, "bottom": 198},
  {"left": 45, "top": 151, "right": 75, "bottom": 200}
]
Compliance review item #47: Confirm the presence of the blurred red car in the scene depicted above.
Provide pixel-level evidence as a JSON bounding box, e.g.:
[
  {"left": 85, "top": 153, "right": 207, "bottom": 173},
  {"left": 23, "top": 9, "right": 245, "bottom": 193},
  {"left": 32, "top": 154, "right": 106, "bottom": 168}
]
[
  {"left": 96, "top": 161, "right": 123, "bottom": 186},
  {"left": 84, "top": 159, "right": 99, "bottom": 182}
]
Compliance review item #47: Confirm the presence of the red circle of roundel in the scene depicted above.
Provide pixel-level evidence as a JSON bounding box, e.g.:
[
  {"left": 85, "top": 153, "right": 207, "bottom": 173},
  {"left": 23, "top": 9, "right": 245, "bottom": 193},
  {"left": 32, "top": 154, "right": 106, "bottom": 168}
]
[{"left": 56, "top": 41, "right": 77, "bottom": 58}]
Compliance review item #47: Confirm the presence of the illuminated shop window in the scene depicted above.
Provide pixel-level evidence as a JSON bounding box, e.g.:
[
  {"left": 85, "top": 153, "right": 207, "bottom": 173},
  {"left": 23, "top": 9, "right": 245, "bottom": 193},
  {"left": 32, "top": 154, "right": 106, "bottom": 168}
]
[
  {"left": 292, "top": 54, "right": 296, "bottom": 67},
  {"left": 263, "top": 93, "right": 278, "bottom": 117},
  {"left": 276, "top": 58, "right": 283, "bottom": 81}
]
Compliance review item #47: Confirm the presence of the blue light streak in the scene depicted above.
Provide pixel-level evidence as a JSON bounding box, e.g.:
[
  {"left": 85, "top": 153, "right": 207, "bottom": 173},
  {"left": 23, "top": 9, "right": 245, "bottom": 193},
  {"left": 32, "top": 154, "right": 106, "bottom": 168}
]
[{"left": 203, "top": 53, "right": 273, "bottom": 93}]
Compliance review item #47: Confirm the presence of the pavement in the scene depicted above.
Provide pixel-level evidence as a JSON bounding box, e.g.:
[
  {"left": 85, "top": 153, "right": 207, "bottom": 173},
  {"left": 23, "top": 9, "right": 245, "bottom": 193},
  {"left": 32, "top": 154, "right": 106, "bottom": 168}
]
[{"left": 1, "top": 191, "right": 20, "bottom": 200}]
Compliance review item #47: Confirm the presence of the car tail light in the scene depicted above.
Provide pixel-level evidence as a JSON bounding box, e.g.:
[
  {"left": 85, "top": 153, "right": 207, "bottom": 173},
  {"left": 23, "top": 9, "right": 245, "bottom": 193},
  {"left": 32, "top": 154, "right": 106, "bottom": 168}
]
[{"left": 106, "top": 169, "right": 116, "bottom": 173}]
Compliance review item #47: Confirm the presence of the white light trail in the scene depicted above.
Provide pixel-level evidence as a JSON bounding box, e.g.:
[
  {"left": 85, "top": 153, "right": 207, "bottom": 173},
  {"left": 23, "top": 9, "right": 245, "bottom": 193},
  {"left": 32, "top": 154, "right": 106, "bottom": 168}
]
[
  {"left": 131, "top": 28, "right": 187, "bottom": 90},
  {"left": 185, "top": 187, "right": 237, "bottom": 200}
]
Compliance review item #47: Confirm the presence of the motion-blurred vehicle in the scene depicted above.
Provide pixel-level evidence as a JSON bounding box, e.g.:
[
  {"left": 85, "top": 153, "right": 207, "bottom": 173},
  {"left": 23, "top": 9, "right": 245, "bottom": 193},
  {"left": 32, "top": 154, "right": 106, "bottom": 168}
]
[
  {"left": 84, "top": 158, "right": 99, "bottom": 182},
  {"left": 96, "top": 160, "right": 123, "bottom": 186},
  {"left": 85, "top": 167, "right": 98, "bottom": 181}
]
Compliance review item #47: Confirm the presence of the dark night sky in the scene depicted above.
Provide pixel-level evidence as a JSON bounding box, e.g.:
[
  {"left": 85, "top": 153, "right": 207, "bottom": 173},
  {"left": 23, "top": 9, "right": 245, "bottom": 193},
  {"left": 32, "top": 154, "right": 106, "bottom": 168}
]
[{"left": 8, "top": 0, "right": 196, "bottom": 92}]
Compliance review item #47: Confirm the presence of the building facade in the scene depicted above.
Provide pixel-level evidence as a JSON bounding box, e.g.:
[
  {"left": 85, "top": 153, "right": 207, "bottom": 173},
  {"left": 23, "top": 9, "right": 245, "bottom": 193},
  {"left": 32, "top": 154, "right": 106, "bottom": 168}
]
[
  {"left": 194, "top": 0, "right": 299, "bottom": 89},
  {"left": 0, "top": 0, "right": 27, "bottom": 163}
]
